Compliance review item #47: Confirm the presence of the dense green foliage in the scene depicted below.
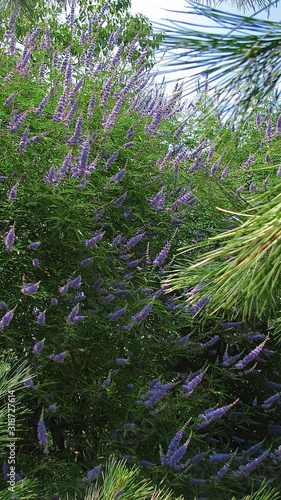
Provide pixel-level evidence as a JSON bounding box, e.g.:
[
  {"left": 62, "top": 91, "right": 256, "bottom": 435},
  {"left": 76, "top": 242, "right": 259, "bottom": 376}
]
[{"left": 0, "top": 1, "right": 280, "bottom": 500}]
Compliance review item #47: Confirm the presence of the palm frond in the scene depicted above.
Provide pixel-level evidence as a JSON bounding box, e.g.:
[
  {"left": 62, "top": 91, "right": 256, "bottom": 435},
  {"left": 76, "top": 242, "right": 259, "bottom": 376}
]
[
  {"left": 236, "top": 480, "right": 281, "bottom": 500},
  {"left": 158, "top": 1, "right": 281, "bottom": 115},
  {"left": 82, "top": 455, "right": 184, "bottom": 500},
  {"left": 196, "top": 0, "right": 278, "bottom": 12},
  {"left": 163, "top": 183, "right": 281, "bottom": 321}
]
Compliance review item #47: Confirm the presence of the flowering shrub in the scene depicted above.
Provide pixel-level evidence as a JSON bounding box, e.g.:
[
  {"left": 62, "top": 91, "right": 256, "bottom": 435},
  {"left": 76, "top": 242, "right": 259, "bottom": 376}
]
[{"left": 0, "top": 2, "right": 281, "bottom": 499}]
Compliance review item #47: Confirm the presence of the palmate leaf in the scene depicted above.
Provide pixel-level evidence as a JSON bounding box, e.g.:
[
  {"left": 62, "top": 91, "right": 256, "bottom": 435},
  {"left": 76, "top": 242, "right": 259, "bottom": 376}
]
[
  {"left": 158, "top": 1, "right": 281, "bottom": 116},
  {"left": 164, "top": 183, "right": 281, "bottom": 322}
]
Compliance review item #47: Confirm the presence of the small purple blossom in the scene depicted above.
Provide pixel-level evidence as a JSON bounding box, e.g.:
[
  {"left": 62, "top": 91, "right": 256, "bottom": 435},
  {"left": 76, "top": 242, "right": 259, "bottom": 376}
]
[
  {"left": 32, "top": 340, "right": 44, "bottom": 355},
  {"left": 108, "top": 308, "right": 126, "bottom": 321},
  {"left": 85, "top": 231, "right": 104, "bottom": 249},
  {"left": 197, "top": 399, "right": 239, "bottom": 428},
  {"left": 5, "top": 226, "right": 15, "bottom": 251},
  {"left": 79, "top": 257, "right": 93, "bottom": 267},
  {"left": 37, "top": 418, "right": 48, "bottom": 447},
  {"left": 23, "top": 379, "right": 36, "bottom": 389},
  {"left": 48, "top": 405, "right": 57, "bottom": 414},
  {"left": 232, "top": 449, "right": 269, "bottom": 477},
  {"left": 235, "top": 337, "right": 269, "bottom": 369},
  {"left": 113, "top": 193, "right": 127, "bottom": 207},
  {"left": 85, "top": 466, "right": 101, "bottom": 482},
  {"left": 50, "top": 352, "right": 66, "bottom": 363},
  {"left": 8, "top": 184, "right": 18, "bottom": 200},
  {"left": 153, "top": 241, "right": 171, "bottom": 266},
  {"left": 67, "top": 276, "right": 82, "bottom": 290},
  {"left": 116, "top": 358, "right": 129, "bottom": 365},
  {"left": 21, "top": 282, "right": 40, "bottom": 295},
  {"left": 131, "top": 302, "right": 153, "bottom": 325},
  {"left": 28, "top": 241, "right": 41, "bottom": 249},
  {"left": 37, "top": 311, "right": 46, "bottom": 325}
]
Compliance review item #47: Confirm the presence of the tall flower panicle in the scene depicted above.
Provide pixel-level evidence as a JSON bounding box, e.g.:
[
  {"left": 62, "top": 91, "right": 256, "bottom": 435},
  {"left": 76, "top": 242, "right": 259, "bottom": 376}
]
[
  {"left": 168, "top": 191, "right": 193, "bottom": 211},
  {"left": 276, "top": 114, "right": 281, "bottom": 134},
  {"left": 261, "top": 392, "right": 281, "bottom": 410},
  {"left": 85, "top": 231, "right": 104, "bottom": 249},
  {"left": 149, "top": 188, "right": 165, "bottom": 211},
  {"left": 140, "top": 380, "right": 175, "bottom": 407},
  {"left": 101, "top": 76, "right": 114, "bottom": 106},
  {"left": 37, "top": 418, "right": 48, "bottom": 447},
  {"left": 17, "top": 127, "right": 29, "bottom": 152},
  {"left": 131, "top": 302, "right": 153, "bottom": 325},
  {"left": 108, "top": 307, "right": 126, "bottom": 321},
  {"left": 232, "top": 449, "right": 269, "bottom": 477},
  {"left": 68, "top": 276, "right": 82, "bottom": 290},
  {"left": 52, "top": 92, "right": 67, "bottom": 122},
  {"left": 21, "top": 282, "right": 40, "bottom": 295},
  {"left": 0, "top": 309, "right": 15, "bottom": 328},
  {"left": 36, "top": 92, "right": 50, "bottom": 116},
  {"left": 67, "top": 115, "right": 83, "bottom": 145},
  {"left": 182, "top": 371, "right": 204, "bottom": 397},
  {"left": 50, "top": 352, "right": 67, "bottom": 363},
  {"left": 5, "top": 226, "right": 15, "bottom": 251},
  {"left": 235, "top": 337, "right": 269, "bottom": 369},
  {"left": 113, "top": 192, "right": 126, "bottom": 207},
  {"left": 59, "top": 283, "right": 68, "bottom": 296},
  {"left": 5, "top": 93, "right": 15, "bottom": 106},
  {"left": 87, "top": 94, "right": 96, "bottom": 120},
  {"left": 242, "top": 154, "right": 255, "bottom": 170},
  {"left": 266, "top": 118, "right": 272, "bottom": 138},
  {"left": 125, "top": 233, "right": 144, "bottom": 250},
  {"left": 37, "top": 311, "right": 46, "bottom": 325},
  {"left": 32, "top": 340, "right": 44, "bottom": 355},
  {"left": 197, "top": 399, "right": 239, "bottom": 428},
  {"left": 8, "top": 110, "right": 28, "bottom": 133},
  {"left": 78, "top": 140, "right": 90, "bottom": 173},
  {"left": 153, "top": 241, "right": 171, "bottom": 266},
  {"left": 104, "top": 150, "right": 119, "bottom": 170},
  {"left": 66, "top": 304, "right": 79, "bottom": 325},
  {"left": 84, "top": 465, "right": 101, "bottom": 482},
  {"left": 8, "top": 184, "right": 17, "bottom": 200}
]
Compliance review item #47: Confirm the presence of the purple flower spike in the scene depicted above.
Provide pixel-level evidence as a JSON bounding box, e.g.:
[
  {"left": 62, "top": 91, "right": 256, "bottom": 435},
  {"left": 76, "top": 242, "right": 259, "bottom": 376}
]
[
  {"left": 8, "top": 184, "right": 18, "bottom": 200},
  {"left": 116, "top": 358, "right": 129, "bottom": 365},
  {"left": 21, "top": 282, "right": 40, "bottom": 295},
  {"left": 37, "top": 418, "right": 48, "bottom": 447},
  {"left": 67, "top": 275, "right": 82, "bottom": 290},
  {"left": 37, "top": 311, "right": 46, "bottom": 325},
  {"left": 197, "top": 399, "right": 239, "bottom": 428},
  {"left": 28, "top": 241, "right": 41, "bottom": 249},
  {"left": 108, "top": 308, "right": 126, "bottom": 321},
  {"left": 79, "top": 257, "right": 93, "bottom": 267},
  {"left": 23, "top": 379, "right": 36, "bottom": 389},
  {"left": 5, "top": 93, "right": 15, "bottom": 106},
  {"left": 0, "top": 309, "right": 14, "bottom": 330},
  {"left": 86, "top": 465, "right": 101, "bottom": 481},
  {"left": 235, "top": 337, "right": 269, "bottom": 369},
  {"left": 182, "top": 372, "right": 203, "bottom": 396},
  {"left": 66, "top": 304, "right": 79, "bottom": 325},
  {"left": 48, "top": 405, "right": 57, "bottom": 413},
  {"left": 51, "top": 352, "right": 66, "bottom": 363},
  {"left": 85, "top": 231, "right": 104, "bottom": 249},
  {"left": 59, "top": 283, "right": 69, "bottom": 295},
  {"left": 32, "top": 258, "right": 39, "bottom": 267},
  {"left": 153, "top": 241, "right": 171, "bottom": 266},
  {"left": 5, "top": 226, "right": 15, "bottom": 251},
  {"left": 232, "top": 449, "right": 269, "bottom": 477},
  {"left": 113, "top": 193, "right": 127, "bottom": 207},
  {"left": 131, "top": 302, "right": 153, "bottom": 325},
  {"left": 32, "top": 340, "right": 44, "bottom": 355}
]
